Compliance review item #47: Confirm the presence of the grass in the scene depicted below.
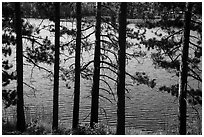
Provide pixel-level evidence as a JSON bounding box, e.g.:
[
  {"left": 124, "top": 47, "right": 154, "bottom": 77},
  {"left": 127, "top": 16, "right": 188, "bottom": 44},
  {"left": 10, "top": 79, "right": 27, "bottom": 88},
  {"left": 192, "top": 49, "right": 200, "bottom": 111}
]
[
  {"left": 2, "top": 119, "right": 113, "bottom": 135},
  {"left": 2, "top": 118, "right": 202, "bottom": 135}
]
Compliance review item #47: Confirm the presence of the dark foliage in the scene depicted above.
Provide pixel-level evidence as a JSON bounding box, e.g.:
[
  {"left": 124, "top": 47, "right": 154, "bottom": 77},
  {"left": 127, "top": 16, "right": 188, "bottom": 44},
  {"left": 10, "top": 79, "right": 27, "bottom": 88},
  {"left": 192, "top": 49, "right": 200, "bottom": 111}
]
[
  {"left": 160, "top": 85, "right": 202, "bottom": 106},
  {"left": 141, "top": 3, "right": 202, "bottom": 107},
  {"left": 26, "top": 38, "right": 55, "bottom": 64}
]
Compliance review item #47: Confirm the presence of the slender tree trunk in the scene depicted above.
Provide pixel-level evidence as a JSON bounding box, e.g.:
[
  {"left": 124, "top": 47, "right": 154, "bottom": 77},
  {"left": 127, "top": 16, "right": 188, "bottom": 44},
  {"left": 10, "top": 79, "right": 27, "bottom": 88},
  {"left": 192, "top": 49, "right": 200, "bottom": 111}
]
[
  {"left": 15, "top": 2, "right": 26, "bottom": 132},
  {"left": 52, "top": 2, "right": 60, "bottom": 131},
  {"left": 90, "top": 2, "right": 101, "bottom": 128},
  {"left": 178, "top": 2, "right": 193, "bottom": 135},
  {"left": 116, "top": 2, "right": 127, "bottom": 135},
  {"left": 72, "top": 2, "right": 81, "bottom": 129}
]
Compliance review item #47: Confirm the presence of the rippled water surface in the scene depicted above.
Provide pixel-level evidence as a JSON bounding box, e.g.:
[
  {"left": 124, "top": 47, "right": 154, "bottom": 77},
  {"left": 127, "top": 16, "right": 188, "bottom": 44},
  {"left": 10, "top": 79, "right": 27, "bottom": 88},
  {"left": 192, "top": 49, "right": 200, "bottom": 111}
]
[{"left": 2, "top": 19, "right": 201, "bottom": 133}]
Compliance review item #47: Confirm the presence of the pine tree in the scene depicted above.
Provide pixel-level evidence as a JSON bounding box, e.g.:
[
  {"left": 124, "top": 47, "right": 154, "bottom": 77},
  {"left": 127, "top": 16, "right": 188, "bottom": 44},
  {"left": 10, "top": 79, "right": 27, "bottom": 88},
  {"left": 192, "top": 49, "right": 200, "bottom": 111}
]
[
  {"left": 15, "top": 2, "right": 26, "bottom": 132},
  {"left": 178, "top": 2, "right": 193, "bottom": 135},
  {"left": 72, "top": 2, "right": 82, "bottom": 129},
  {"left": 90, "top": 2, "right": 101, "bottom": 128},
  {"left": 116, "top": 2, "right": 127, "bottom": 135},
  {"left": 52, "top": 2, "right": 60, "bottom": 131}
]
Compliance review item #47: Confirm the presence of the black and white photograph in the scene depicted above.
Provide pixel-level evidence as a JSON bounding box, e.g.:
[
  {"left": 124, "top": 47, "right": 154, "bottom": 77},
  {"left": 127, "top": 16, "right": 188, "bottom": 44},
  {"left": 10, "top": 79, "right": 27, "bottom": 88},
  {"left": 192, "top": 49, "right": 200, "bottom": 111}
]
[{"left": 1, "top": 1, "right": 202, "bottom": 135}]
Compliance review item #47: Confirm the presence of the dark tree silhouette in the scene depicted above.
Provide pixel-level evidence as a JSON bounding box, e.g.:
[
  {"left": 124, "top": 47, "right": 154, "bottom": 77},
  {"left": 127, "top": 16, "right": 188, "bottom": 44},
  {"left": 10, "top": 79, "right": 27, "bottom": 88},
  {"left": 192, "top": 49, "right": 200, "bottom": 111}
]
[
  {"left": 15, "top": 2, "right": 26, "bottom": 132},
  {"left": 52, "top": 2, "right": 60, "bottom": 131},
  {"left": 72, "top": 2, "right": 82, "bottom": 129},
  {"left": 139, "top": 2, "right": 201, "bottom": 134},
  {"left": 179, "top": 2, "right": 193, "bottom": 135},
  {"left": 116, "top": 2, "right": 127, "bottom": 135},
  {"left": 90, "top": 2, "right": 101, "bottom": 128}
]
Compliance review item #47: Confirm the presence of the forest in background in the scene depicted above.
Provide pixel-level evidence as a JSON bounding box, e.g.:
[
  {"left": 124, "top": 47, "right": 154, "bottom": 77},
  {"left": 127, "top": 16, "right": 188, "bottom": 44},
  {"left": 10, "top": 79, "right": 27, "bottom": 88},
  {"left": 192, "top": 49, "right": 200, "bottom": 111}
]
[{"left": 2, "top": 2, "right": 202, "bottom": 135}]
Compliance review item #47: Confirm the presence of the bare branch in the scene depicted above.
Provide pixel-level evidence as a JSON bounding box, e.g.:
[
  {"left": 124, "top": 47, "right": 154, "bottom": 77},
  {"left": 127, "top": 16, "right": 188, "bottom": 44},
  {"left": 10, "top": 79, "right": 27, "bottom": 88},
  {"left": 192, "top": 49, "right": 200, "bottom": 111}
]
[
  {"left": 100, "top": 74, "right": 117, "bottom": 83},
  {"left": 100, "top": 79, "right": 116, "bottom": 101},
  {"left": 81, "top": 24, "right": 95, "bottom": 31},
  {"left": 190, "top": 19, "right": 202, "bottom": 26},
  {"left": 23, "top": 55, "right": 53, "bottom": 75},
  {"left": 100, "top": 47, "right": 118, "bottom": 62},
  {"left": 188, "top": 67, "right": 202, "bottom": 82},
  {"left": 164, "top": 29, "right": 183, "bottom": 40},
  {"left": 100, "top": 52, "right": 114, "bottom": 65},
  {"left": 81, "top": 31, "right": 95, "bottom": 40},
  {"left": 99, "top": 94, "right": 113, "bottom": 104},
  {"left": 81, "top": 60, "right": 94, "bottom": 71},
  {"left": 100, "top": 66, "right": 117, "bottom": 75},
  {"left": 189, "top": 41, "right": 201, "bottom": 49},
  {"left": 23, "top": 82, "right": 37, "bottom": 97}
]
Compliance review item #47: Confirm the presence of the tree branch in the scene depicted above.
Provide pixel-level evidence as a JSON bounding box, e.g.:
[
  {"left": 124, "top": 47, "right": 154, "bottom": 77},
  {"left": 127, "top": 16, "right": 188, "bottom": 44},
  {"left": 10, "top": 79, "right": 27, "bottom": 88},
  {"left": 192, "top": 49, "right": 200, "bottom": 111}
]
[{"left": 23, "top": 55, "right": 53, "bottom": 75}]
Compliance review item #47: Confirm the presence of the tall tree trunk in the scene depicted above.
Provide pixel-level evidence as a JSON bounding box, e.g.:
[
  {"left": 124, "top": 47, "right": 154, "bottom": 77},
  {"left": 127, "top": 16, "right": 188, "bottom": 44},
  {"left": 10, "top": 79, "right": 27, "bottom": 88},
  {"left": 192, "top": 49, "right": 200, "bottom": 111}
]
[
  {"left": 52, "top": 2, "right": 60, "bottom": 131},
  {"left": 15, "top": 2, "right": 26, "bottom": 132},
  {"left": 72, "top": 2, "right": 81, "bottom": 129},
  {"left": 90, "top": 2, "right": 101, "bottom": 128},
  {"left": 116, "top": 2, "right": 127, "bottom": 135},
  {"left": 178, "top": 2, "right": 193, "bottom": 135}
]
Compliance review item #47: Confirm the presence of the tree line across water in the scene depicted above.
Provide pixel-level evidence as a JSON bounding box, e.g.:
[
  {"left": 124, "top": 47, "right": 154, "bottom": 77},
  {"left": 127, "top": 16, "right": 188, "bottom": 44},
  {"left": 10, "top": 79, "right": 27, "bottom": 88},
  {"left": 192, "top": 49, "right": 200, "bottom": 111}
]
[
  {"left": 10, "top": 2, "right": 170, "bottom": 19},
  {"left": 2, "top": 2, "right": 202, "bottom": 135}
]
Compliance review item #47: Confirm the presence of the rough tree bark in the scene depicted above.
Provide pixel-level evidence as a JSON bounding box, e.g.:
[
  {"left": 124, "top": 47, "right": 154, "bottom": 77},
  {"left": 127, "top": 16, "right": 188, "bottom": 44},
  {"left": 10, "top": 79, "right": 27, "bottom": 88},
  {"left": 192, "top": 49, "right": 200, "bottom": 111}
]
[
  {"left": 116, "top": 2, "right": 127, "bottom": 135},
  {"left": 15, "top": 2, "right": 26, "bottom": 132},
  {"left": 52, "top": 2, "right": 60, "bottom": 131},
  {"left": 178, "top": 2, "right": 193, "bottom": 135},
  {"left": 90, "top": 2, "right": 101, "bottom": 128},
  {"left": 72, "top": 2, "right": 82, "bottom": 129}
]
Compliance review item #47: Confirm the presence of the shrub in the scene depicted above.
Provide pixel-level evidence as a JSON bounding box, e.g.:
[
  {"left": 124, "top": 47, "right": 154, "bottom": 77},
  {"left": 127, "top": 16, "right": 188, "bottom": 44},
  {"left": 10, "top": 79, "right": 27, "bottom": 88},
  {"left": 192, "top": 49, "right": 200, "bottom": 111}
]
[
  {"left": 71, "top": 123, "right": 114, "bottom": 135},
  {"left": 26, "top": 120, "right": 51, "bottom": 135},
  {"left": 2, "top": 119, "right": 22, "bottom": 135}
]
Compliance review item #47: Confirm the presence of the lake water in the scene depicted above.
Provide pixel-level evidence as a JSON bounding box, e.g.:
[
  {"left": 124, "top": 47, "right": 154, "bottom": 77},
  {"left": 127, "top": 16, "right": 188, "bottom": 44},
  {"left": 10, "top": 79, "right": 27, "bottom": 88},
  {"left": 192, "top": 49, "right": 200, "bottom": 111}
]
[{"left": 2, "top": 18, "right": 201, "bottom": 134}]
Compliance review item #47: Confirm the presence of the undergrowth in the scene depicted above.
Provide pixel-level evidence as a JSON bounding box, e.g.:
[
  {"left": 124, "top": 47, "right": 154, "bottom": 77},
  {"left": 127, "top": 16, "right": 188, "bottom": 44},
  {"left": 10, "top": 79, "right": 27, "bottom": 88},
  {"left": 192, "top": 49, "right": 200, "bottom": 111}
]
[
  {"left": 2, "top": 120, "right": 113, "bottom": 135},
  {"left": 2, "top": 119, "right": 201, "bottom": 135}
]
